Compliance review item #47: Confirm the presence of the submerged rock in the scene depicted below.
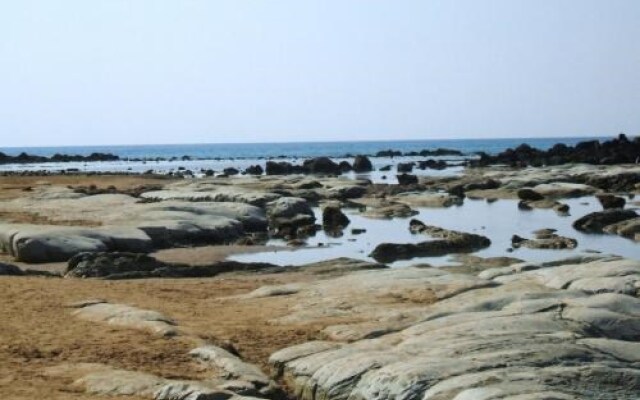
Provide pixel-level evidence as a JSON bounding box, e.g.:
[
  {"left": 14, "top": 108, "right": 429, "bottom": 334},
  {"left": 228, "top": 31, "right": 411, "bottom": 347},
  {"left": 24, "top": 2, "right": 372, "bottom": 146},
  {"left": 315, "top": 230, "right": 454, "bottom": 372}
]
[
  {"left": 511, "top": 231, "right": 578, "bottom": 249},
  {"left": 302, "top": 157, "right": 341, "bottom": 175}
]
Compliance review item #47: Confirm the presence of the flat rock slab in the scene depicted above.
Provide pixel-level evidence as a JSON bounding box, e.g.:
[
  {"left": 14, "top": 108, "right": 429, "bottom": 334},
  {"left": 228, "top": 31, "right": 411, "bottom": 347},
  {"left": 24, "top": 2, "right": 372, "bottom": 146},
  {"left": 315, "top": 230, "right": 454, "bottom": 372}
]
[
  {"left": 70, "top": 300, "right": 179, "bottom": 337},
  {"left": 532, "top": 182, "right": 598, "bottom": 198},
  {"left": 0, "top": 199, "right": 266, "bottom": 262},
  {"left": 46, "top": 363, "right": 270, "bottom": 400},
  {"left": 267, "top": 256, "right": 640, "bottom": 400}
]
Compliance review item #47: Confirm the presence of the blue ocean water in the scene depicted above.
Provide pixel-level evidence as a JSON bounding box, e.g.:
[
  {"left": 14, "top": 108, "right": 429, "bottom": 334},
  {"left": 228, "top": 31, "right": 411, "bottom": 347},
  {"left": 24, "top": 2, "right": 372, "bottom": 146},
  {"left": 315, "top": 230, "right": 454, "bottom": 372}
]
[{"left": 0, "top": 137, "right": 607, "bottom": 159}]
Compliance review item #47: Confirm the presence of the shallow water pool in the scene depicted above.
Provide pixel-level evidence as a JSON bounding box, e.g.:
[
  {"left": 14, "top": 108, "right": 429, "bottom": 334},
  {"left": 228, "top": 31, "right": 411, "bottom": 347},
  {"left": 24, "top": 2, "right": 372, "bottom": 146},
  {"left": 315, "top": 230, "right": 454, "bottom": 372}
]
[{"left": 230, "top": 197, "right": 640, "bottom": 267}]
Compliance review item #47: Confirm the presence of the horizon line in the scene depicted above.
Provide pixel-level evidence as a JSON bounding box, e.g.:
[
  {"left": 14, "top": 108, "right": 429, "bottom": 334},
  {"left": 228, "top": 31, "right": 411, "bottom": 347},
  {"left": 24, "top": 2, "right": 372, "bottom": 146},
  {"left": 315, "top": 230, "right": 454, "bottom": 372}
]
[{"left": 0, "top": 133, "right": 622, "bottom": 150}]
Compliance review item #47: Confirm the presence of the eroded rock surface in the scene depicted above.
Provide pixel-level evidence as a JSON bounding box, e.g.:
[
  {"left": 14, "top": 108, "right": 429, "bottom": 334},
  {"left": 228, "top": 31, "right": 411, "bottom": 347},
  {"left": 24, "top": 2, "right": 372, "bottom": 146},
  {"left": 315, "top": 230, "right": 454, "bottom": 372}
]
[{"left": 268, "top": 256, "right": 640, "bottom": 400}]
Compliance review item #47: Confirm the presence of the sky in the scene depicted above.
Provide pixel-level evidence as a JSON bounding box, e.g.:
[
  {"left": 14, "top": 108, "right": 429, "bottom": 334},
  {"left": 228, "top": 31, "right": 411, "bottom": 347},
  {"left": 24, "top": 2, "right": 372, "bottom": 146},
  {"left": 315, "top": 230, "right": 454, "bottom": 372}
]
[{"left": 1, "top": 0, "right": 639, "bottom": 147}]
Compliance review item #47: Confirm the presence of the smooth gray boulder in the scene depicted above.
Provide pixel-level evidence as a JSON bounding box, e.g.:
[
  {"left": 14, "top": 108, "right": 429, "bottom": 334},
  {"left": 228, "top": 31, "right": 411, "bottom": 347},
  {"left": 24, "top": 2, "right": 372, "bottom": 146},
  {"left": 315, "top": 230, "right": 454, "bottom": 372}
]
[{"left": 0, "top": 224, "right": 152, "bottom": 263}]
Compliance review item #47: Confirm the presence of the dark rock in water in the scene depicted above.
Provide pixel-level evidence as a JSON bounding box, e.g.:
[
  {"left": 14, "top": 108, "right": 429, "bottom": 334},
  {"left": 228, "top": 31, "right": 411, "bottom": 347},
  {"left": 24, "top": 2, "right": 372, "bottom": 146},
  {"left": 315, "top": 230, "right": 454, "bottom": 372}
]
[
  {"left": 474, "top": 134, "right": 640, "bottom": 167},
  {"left": 447, "top": 184, "right": 466, "bottom": 197},
  {"left": 417, "top": 159, "right": 447, "bottom": 170},
  {"left": 338, "top": 161, "right": 353, "bottom": 173},
  {"left": 581, "top": 172, "right": 640, "bottom": 192},
  {"left": 553, "top": 202, "right": 571, "bottom": 215},
  {"left": 511, "top": 232, "right": 577, "bottom": 249},
  {"left": 396, "top": 173, "right": 418, "bottom": 186},
  {"left": 517, "top": 188, "right": 545, "bottom": 201},
  {"left": 66, "top": 252, "right": 279, "bottom": 279},
  {"left": 517, "top": 200, "right": 533, "bottom": 210},
  {"left": 573, "top": 209, "right": 638, "bottom": 233},
  {"left": 223, "top": 167, "right": 239, "bottom": 176},
  {"left": 351, "top": 228, "right": 366, "bottom": 235},
  {"left": 397, "top": 162, "right": 414, "bottom": 173},
  {"left": 322, "top": 205, "right": 350, "bottom": 230},
  {"left": 596, "top": 194, "right": 626, "bottom": 210},
  {"left": 371, "top": 220, "right": 491, "bottom": 263},
  {"left": 376, "top": 149, "right": 402, "bottom": 157},
  {"left": 302, "top": 157, "right": 341, "bottom": 175},
  {"left": 352, "top": 155, "right": 373, "bottom": 172},
  {"left": 266, "top": 161, "right": 303, "bottom": 175},
  {"left": 408, "top": 218, "right": 427, "bottom": 234},
  {"left": 448, "top": 179, "right": 500, "bottom": 197},
  {"left": 465, "top": 179, "right": 501, "bottom": 191},
  {"left": 419, "top": 148, "right": 464, "bottom": 157},
  {"left": 244, "top": 164, "right": 264, "bottom": 175},
  {"left": 0, "top": 262, "right": 24, "bottom": 276},
  {"left": 0, "top": 151, "right": 120, "bottom": 165},
  {"left": 204, "top": 169, "right": 215, "bottom": 177},
  {"left": 266, "top": 197, "right": 317, "bottom": 238},
  {"left": 379, "top": 165, "right": 392, "bottom": 171}
]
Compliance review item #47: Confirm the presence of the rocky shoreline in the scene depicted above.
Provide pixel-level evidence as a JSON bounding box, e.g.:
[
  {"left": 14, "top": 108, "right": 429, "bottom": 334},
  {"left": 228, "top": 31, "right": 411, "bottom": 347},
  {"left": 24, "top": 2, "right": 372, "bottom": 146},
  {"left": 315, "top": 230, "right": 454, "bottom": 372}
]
[{"left": 1, "top": 136, "right": 639, "bottom": 400}]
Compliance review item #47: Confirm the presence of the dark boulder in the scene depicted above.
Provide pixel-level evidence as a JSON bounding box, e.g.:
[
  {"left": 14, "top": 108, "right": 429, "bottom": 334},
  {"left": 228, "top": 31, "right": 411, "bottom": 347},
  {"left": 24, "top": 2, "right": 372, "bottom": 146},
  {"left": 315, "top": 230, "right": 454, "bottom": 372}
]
[
  {"left": 376, "top": 149, "right": 402, "bottom": 157},
  {"left": 517, "top": 188, "right": 545, "bottom": 201},
  {"left": 266, "top": 161, "right": 299, "bottom": 175},
  {"left": 396, "top": 173, "right": 418, "bottom": 185},
  {"left": 595, "top": 194, "right": 626, "bottom": 210},
  {"left": 245, "top": 165, "right": 264, "bottom": 175},
  {"left": 473, "top": 134, "right": 640, "bottom": 167},
  {"left": 322, "top": 206, "right": 350, "bottom": 230},
  {"left": 302, "top": 157, "right": 341, "bottom": 175},
  {"left": 573, "top": 209, "right": 638, "bottom": 233},
  {"left": 352, "top": 155, "right": 373, "bottom": 172},
  {"left": 338, "top": 161, "right": 353, "bottom": 173},
  {"left": 223, "top": 167, "right": 239, "bottom": 176},
  {"left": 370, "top": 228, "right": 491, "bottom": 263},
  {"left": 417, "top": 160, "right": 447, "bottom": 170},
  {"left": 397, "top": 162, "right": 414, "bottom": 173}
]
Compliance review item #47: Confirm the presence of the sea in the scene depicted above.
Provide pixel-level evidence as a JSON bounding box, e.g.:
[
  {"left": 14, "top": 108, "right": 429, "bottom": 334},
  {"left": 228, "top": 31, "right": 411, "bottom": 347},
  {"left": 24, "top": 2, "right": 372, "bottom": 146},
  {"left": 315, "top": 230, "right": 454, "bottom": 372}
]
[
  {"left": 0, "top": 137, "right": 605, "bottom": 160},
  {"left": 0, "top": 136, "right": 608, "bottom": 178}
]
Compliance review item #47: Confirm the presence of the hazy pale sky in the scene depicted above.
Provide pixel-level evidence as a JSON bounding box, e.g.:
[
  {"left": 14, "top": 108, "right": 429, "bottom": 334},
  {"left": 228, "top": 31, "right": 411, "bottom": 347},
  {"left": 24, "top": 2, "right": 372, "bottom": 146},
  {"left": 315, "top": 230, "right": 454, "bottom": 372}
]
[{"left": 1, "top": 1, "right": 639, "bottom": 147}]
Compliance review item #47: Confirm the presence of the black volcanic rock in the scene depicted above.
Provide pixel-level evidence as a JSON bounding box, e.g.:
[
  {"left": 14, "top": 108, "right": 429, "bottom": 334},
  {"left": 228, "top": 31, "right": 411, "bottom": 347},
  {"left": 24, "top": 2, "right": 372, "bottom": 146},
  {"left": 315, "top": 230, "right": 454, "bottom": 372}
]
[
  {"left": 397, "top": 173, "right": 418, "bottom": 185},
  {"left": 397, "top": 162, "right": 414, "bottom": 173},
  {"left": 352, "top": 155, "right": 373, "bottom": 172},
  {"left": 0, "top": 151, "right": 120, "bottom": 165},
  {"left": 474, "top": 134, "right": 640, "bottom": 167},
  {"left": 302, "top": 157, "right": 341, "bottom": 175},
  {"left": 245, "top": 164, "right": 264, "bottom": 175},
  {"left": 517, "top": 188, "right": 545, "bottom": 201},
  {"left": 339, "top": 161, "right": 353, "bottom": 173},
  {"left": 596, "top": 194, "right": 626, "bottom": 210}
]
